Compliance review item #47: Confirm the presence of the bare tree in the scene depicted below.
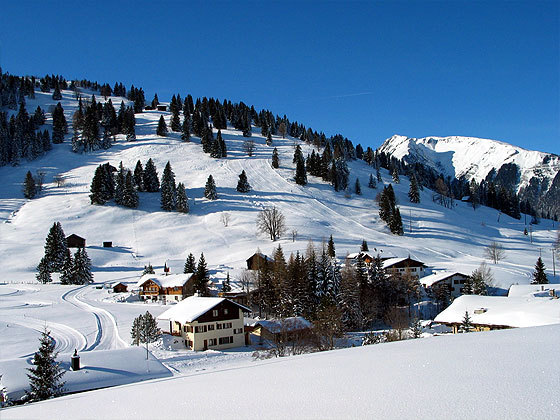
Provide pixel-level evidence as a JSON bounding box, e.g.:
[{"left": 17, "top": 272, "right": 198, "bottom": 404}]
[
  {"left": 243, "top": 139, "right": 255, "bottom": 156},
  {"left": 384, "top": 306, "right": 410, "bottom": 341},
  {"left": 278, "top": 122, "right": 287, "bottom": 139},
  {"left": 220, "top": 212, "right": 231, "bottom": 227},
  {"left": 35, "top": 170, "right": 46, "bottom": 192},
  {"left": 312, "top": 305, "right": 343, "bottom": 351},
  {"left": 53, "top": 174, "right": 66, "bottom": 187},
  {"left": 238, "top": 270, "right": 257, "bottom": 306},
  {"left": 433, "top": 178, "right": 451, "bottom": 208},
  {"left": 484, "top": 241, "right": 506, "bottom": 264},
  {"left": 256, "top": 206, "right": 287, "bottom": 241}
]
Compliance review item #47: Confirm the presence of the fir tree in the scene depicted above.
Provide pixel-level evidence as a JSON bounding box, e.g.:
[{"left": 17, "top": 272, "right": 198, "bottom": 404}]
[
  {"left": 195, "top": 253, "right": 210, "bottom": 296},
  {"left": 461, "top": 310, "right": 473, "bottom": 333},
  {"left": 42, "top": 222, "right": 67, "bottom": 272},
  {"left": 51, "top": 103, "right": 67, "bottom": 144},
  {"left": 170, "top": 108, "right": 181, "bottom": 132},
  {"left": 408, "top": 173, "right": 420, "bottom": 203},
  {"left": 266, "top": 131, "right": 273, "bottom": 146},
  {"left": 59, "top": 249, "right": 74, "bottom": 285},
  {"left": 52, "top": 83, "right": 62, "bottom": 100},
  {"left": 133, "top": 160, "right": 144, "bottom": 191},
  {"left": 389, "top": 207, "right": 404, "bottom": 235},
  {"left": 271, "top": 147, "right": 280, "bottom": 169},
  {"left": 376, "top": 166, "right": 382, "bottom": 183},
  {"left": 293, "top": 144, "right": 303, "bottom": 164},
  {"left": 132, "top": 312, "right": 161, "bottom": 359},
  {"left": 462, "top": 275, "right": 474, "bottom": 294},
  {"left": 143, "top": 264, "right": 155, "bottom": 275},
  {"left": 355, "top": 177, "right": 362, "bottom": 195},
  {"left": 122, "top": 171, "right": 139, "bottom": 208},
  {"left": 236, "top": 170, "right": 251, "bottom": 192},
  {"left": 114, "top": 162, "right": 126, "bottom": 206},
  {"left": 176, "top": 182, "right": 189, "bottom": 213},
  {"left": 392, "top": 167, "right": 400, "bottom": 183},
  {"left": 204, "top": 175, "right": 217, "bottom": 200},
  {"left": 36, "top": 257, "right": 52, "bottom": 284},
  {"left": 131, "top": 316, "right": 141, "bottom": 346},
  {"left": 295, "top": 156, "right": 307, "bottom": 185},
  {"left": 143, "top": 158, "right": 160, "bottom": 192},
  {"left": 73, "top": 248, "right": 93, "bottom": 284},
  {"left": 222, "top": 272, "right": 232, "bottom": 293},
  {"left": 361, "top": 240, "right": 369, "bottom": 252},
  {"left": 23, "top": 171, "right": 37, "bottom": 198},
  {"left": 181, "top": 114, "right": 191, "bottom": 142},
  {"left": 368, "top": 173, "right": 376, "bottom": 189},
  {"left": 26, "top": 328, "right": 65, "bottom": 402},
  {"left": 160, "top": 161, "right": 177, "bottom": 211},
  {"left": 531, "top": 257, "right": 548, "bottom": 284},
  {"left": 184, "top": 253, "right": 197, "bottom": 273},
  {"left": 410, "top": 318, "right": 423, "bottom": 338},
  {"left": 340, "top": 263, "right": 363, "bottom": 331},
  {"left": 156, "top": 115, "right": 167, "bottom": 136},
  {"left": 327, "top": 235, "right": 336, "bottom": 258}
]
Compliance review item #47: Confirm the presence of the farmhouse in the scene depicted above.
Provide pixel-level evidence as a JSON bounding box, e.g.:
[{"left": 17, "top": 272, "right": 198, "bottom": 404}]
[
  {"left": 157, "top": 296, "right": 251, "bottom": 351},
  {"left": 112, "top": 282, "right": 128, "bottom": 293},
  {"left": 421, "top": 272, "right": 470, "bottom": 298},
  {"left": 67, "top": 234, "right": 86, "bottom": 248},
  {"left": 136, "top": 273, "right": 196, "bottom": 302},
  {"left": 246, "top": 252, "right": 273, "bottom": 270},
  {"left": 434, "top": 294, "right": 560, "bottom": 333},
  {"left": 382, "top": 257, "right": 426, "bottom": 278},
  {"left": 253, "top": 317, "right": 312, "bottom": 344},
  {"left": 346, "top": 252, "right": 375, "bottom": 265}
]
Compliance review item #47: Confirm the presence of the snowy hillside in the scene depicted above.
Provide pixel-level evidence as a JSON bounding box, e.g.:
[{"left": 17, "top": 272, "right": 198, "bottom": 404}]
[
  {"left": 378, "top": 134, "right": 560, "bottom": 195},
  {"left": 4, "top": 324, "right": 560, "bottom": 419}
]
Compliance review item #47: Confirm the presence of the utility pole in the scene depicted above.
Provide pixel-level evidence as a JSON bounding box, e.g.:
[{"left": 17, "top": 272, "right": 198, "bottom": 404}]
[{"left": 552, "top": 248, "right": 556, "bottom": 278}]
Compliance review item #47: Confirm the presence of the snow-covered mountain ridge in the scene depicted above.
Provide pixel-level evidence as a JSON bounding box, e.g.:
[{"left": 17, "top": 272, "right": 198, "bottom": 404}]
[{"left": 378, "top": 134, "right": 559, "bottom": 194}]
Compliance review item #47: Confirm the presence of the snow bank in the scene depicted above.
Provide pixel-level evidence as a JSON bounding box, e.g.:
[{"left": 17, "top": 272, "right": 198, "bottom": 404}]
[{"left": 3, "top": 325, "right": 560, "bottom": 419}]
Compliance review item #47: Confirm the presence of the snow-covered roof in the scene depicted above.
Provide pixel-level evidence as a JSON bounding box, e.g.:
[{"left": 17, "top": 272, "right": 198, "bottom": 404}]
[
  {"left": 247, "top": 252, "right": 272, "bottom": 261},
  {"left": 421, "top": 272, "right": 467, "bottom": 287},
  {"left": 157, "top": 296, "right": 250, "bottom": 324},
  {"left": 382, "top": 257, "right": 425, "bottom": 268},
  {"left": 507, "top": 284, "right": 560, "bottom": 298},
  {"left": 347, "top": 252, "right": 374, "bottom": 260},
  {"left": 255, "top": 317, "right": 312, "bottom": 333},
  {"left": 434, "top": 294, "right": 560, "bottom": 328},
  {"left": 136, "top": 273, "right": 193, "bottom": 289}
]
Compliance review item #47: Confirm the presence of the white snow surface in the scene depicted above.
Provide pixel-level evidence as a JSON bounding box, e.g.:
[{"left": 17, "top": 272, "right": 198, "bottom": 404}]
[
  {"left": 434, "top": 294, "right": 560, "bottom": 327},
  {"left": 3, "top": 324, "right": 560, "bottom": 419},
  {"left": 378, "top": 134, "right": 560, "bottom": 192},
  {"left": 507, "top": 283, "right": 560, "bottom": 298}
]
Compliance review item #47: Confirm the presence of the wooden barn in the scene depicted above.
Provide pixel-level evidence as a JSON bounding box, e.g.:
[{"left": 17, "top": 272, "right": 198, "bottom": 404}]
[
  {"left": 253, "top": 317, "right": 313, "bottom": 344},
  {"left": 246, "top": 252, "right": 273, "bottom": 270},
  {"left": 136, "top": 273, "right": 196, "bottom": 302},
  {"left": 112, "top": 282, "right": 128, "bottom": 293},
  {"left": 67, "top": 234, "right": 86, "bottom": 248}
]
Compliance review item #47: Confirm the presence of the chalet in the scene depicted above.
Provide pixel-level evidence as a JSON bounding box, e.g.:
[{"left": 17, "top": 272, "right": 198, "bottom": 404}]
[
  {"left": 421, "top": 272, "right": 470, "bottom": 298},
  {"left": 157, "top": 105, "right": 167, "bottom": 111},
  {"left": 136, "top": 273, "right": 196, "bottom": 302},
  {"left": 382, "top": 257, "right": 426, "bottom": 278},
  {"left": 67, "top": 234, "right": 86, "bottom": 248},
  {"left": 346, "top": 252, "right": 375, "bottom": 265},
  {"left": 246, "top": 252, "right": 273, "bottom": 270},
  {"left": 434, "top": 294, "right": 560, "bottom": 333},
  {"left": 112, "top": 282, "right": 128, "bottom": 293},
  {"left": 157, "top": 296, "right": 251, "bottom": 351},
  {"left": 252, "top": 317, "right": 312, "bottom": 344}
]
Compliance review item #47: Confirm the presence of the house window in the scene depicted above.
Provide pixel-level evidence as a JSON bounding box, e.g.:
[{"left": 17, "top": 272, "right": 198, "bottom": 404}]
[
  {"left": 224, "top": 308, "right": 229, "bottom": 315},
  {"left": 186, "top": 325, "right": 193, "bottom": 333},
  {"left": 209, "top": 338, "right": 217, "bottom": 346},
  {"left": 217, "top": 323, "right": 223, "bottom": 330},
  {"left": 221, "top": 322, "right": 232, "bottom": 329},
  {"left": 213, "top": 309, "right": 218, "bottom": 317},
  {"left": 208, "top": 324, "right": 215, "bottom": 331},
  {"left": 195, "top": 325, "right": 208, "bottom": 333},
  {"left": 234, "top": 328, "right": 243, "bottom": 334},
  {"left": 218, "top": 336, "right": 233, "bottom": 345}
]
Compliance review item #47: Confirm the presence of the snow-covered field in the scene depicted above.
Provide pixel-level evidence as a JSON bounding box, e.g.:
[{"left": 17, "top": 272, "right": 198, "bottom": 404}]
[
  {"left": 4, "top": 324, "right": 560, "bottom": 419},
  {"left": 0, "top": 88, "right": 558, "bottom": 415}
]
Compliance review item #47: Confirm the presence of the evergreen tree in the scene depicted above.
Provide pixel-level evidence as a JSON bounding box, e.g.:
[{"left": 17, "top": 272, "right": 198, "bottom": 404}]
[
  {"left": 392, "top": 167, "right": 400, "bottom": 183},
  {"left": 170, "top": 108, "right": 181, "bottom": 132},
  {"left": 361, "top": 240, "right": 369, "bottom": 252},
  {"left": 368, "top": 173, "right": 376, "bottom": 189},
  {"left": 143, "top": 264, "right": 155, "bottom": 275},
  {"left": 389, "top": 207, "right": 404, "bottom": 235},
  {"left": 52, "top": 83, "right": 62, "bottom": 100},
  {"left": 222, "top": 272, "right": 232, "bottom": 293},
  {"left": 293, "top": 144, "right": 303, "bottom": 164},
  {"left": 59, "top": 249, "right": 74, "bottom": 285},
  {"left": 327, "top": 235, "right": 336, "bottom": 258},
  {"left": 271, "top": 147, "right": 280, "bottom": 169},
  {"left": 531, "top": 257, "right": 548, "bottom": 284},
  {"left": 42, "top": 222, "right": 67, "bottom": 272},
  {"left": 295, "top": 156, "right": 307, "bottom": 185},
  {"left": 73, "top": 248, "right": 93, "bottom": 284},
  {"left": 122, "top": 171, "right": 139, "bottom": 208},
  {"left": 461, "top": 311, "right": 473, "bottom": 333},
  {"left": 183, "top": 253, "right": 196, "bottom": 273},
  {"left": 471, "top": 263, "right": 491, "bottom": 295},
  {"left": 462, "top": 275, "right": 474, "bottom": 294},
  {"left": 51, "top": 103, "right": 67, "bottom": 144},
  {"left": 114, "top": 162, "right": 126, "bottom": 206},
  {"left": 340, "top": 263, "right": 363, "bottom": 331},
  {"left": 195, "top": 253, "right": 210, "bottom": 296},
  {"left": 23, "top": 171, "right": 37, "bottom": 198},
  {"left": 133, "top": 160, "right": 144, "bottom": 191},
  {"left": 176, "top": 182, "right": 189, "bottom": 213},
  {"left": 36, "top": 257, "right": 52, "bottom": 284},
  {"left": 236, "top": 170, "right": 251, "bottom": 192},
  {"left": 26, "top": 328, "right": 65, "bottom": 402},
  {"left": 376, "top": 166, "right": 382, "bottom": 183},
  {"left": 156, "top": 115, "right": 168, "bottom": 136},
  {"left": 181, "top": 114, "right": 191, "bottom": 142},
  {"left": 408, "top": 173, "right": 420, "bottom": 203},
  {"left": 160, "top": 161, "right": 177, "bottom": 211},
  {"left": 143, "top": 158, "right": 160, "bottom": 192},
  {"left": 204, "top": 175, "right": 217, "bottom": 200},
  {"left": 266, "top": 131, "right": 273, "bottom": 146},
  {"left": 131, "top": 316, "right": 141, "bottom": 346},
  {"left": 133, "top": 312, "right": 161, "bottom": 359},
  {"left": 354, "top": 177, "right": 362, "bottom": 195}
]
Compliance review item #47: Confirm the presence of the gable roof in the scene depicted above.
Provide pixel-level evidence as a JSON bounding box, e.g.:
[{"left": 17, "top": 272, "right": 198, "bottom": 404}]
[
  {"left": 247, "top": 252, "right": 272, "bottom": 262},
  {"left": 346, "top": 252, "right": 374, "bottom": 260},
  {"left": 67, "top": 234, "right": 85, "bottom": 240},
  {"left": 382, "top": 257, "right": 425, "bottom": 269},
  {"left": 136, "top": 273, "right": 193, "bottom": 289},
  {"left": 157, "top": 296, "right": 251, "bottom": 324},
  {"left": 421, "top": 272, "right": 468, "bottom": 287}
]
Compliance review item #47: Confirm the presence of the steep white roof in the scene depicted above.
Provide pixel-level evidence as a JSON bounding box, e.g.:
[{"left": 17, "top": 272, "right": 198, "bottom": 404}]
[
  {"left": 421, "top": 272, "right": 467, "bottom": 287},
  {"left": 157, "top": 296, "right": 249, "bottom": 324},
  {"left": 507, "top": 284, "right": 560, "bottom": 298},
  {"left": 434, "top": 294, "right": 560, "bottom": 328},
  {"left": 382, "top": 257, "right": 424, "bottom": 268},
  {"left": 136, "top": 273, "right": 192, "bottom": 289}
]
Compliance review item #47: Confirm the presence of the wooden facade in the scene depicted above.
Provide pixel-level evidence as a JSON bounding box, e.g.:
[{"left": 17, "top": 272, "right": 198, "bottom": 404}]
[
  {"left": 67, "top": 234, "right": 86, "bottom": 248},
  {"left": 138, "top": 274, "right": 196, "bottom": 302},
  {"left": 246, "top": 253, "right": 272, "bottom": 270},
  {"left": 112, "top": 283, "right": 128, "bottom": 293}
]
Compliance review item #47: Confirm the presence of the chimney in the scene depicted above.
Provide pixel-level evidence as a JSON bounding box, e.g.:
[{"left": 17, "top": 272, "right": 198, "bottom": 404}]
[{"left": 71, "top": 349, "right": 80, "bottom": 371}]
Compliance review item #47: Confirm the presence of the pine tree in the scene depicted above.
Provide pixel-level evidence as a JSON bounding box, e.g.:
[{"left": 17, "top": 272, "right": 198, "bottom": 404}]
[
  {"left": 183, "top": 253, "right": 196, "bottom": 273},
  {"left": 36, "top": 257, "right": 52, "bottom": 284},
  {"left": 376, "top": 166, "right": 382, "bottom": 183},
  {"left": 176, "top": 182, "right": 189, "bottom": 213},
  {"left": 170, "top": 108, "right": 181, "bottom": 132},
  {"left": 156, "top": 115, "right": 168, "bottom": 136},
  {"left": 181, "top": 114, "right": 191, "bottom": 142},
  {"left": 340, "top": 263, "right": 363, "bottom": 331},
  {"left": 114, "top": 162, "right": 126, "bottom": 206},
  {"left": 389, "top": 207, "right": 404, "bottom": 235},
  {"left": 531, "top": 257, "right": 548, "bottom": 284},
  {"left": 133, "top": 312, "right": 161, "bottom": 359},
  {"left": 271, "top": 147, "right": 280, "bottom": 169},
  {"left": 143, "top": 158, "right": 160, "bottom": 192},
  {"left": 122, "top": 171, "right": 139, "bottom": 208},
  {"left": 131, "top": 316, "right": 141, "bottom": 346},
  {"left": 59, "top": 249, "right": 74, "bottom": 285},
  {"left": 143, "top": 264, "right": 155, "bottom": 275},
  {"left": 408, "top": 173, "right": 420, "bottom": 203},
  {"left": 160, "top": 161, "right": 177, "bottom": 211},
  {"left": 236, "top": 170, "right": 251, "bottom": 192},
  {"left": 266, "top": 131, "right": 273, "bottom": 146},
  {"left": 462, "top": 275, "right": 474, "bottom": 294},
  {"left": 471, "top": 263, "right": 491, "bottom": 295},
  {"left": 222, "top": 272, "right": 232, "bottom": 293},
  {"left": 26, "top": 328, "right": 65, "bottom": 401},
  {"left": 368, "top": 173, "right": 376, "bottom": 189},
  {"left": 195, "top": 253, "right": 210, "bottom": 296},
  {"left": 327, "top": 235, "right": 336, "bottom": 258},
  {"left": 52, "top": 83, "right": 62, "bottom": 100},
  {"left": 73, "top": 248, "right": 93, "bottom": 284},
  {"left": 51, "top": 103, "right": 67, "bottom": 144},
  {"left": 295, "top": 156, "right": 307, "bottom": 185},
  {"left": 133, "top": 160, "right": 144, "bottom": 191},
  {"left": 461, "top": 310, "right": 473, "bottom": 333},
  {"left": 293, "top": 144, "right": 303, "bottom": 164},
  {"left": 392, "top": 167, "right": 400, "bottom": 183},
  {"left": 23, "top": 171, "right": 37, "bottom": 198},
  {"left": 355, "top": 177, "right": 362, "bottom": 195},
  {"left": 42, "top": 222, "right": 67, "bottom": 273},
  {"left": 361, "top": 240, "right": 369, "bottom": 252},
  {"left": 410, "top": 318, "right": 423, "bottom": 338},
  {"left": 204, "top": 175, "right": 217, "bottom": 200}
]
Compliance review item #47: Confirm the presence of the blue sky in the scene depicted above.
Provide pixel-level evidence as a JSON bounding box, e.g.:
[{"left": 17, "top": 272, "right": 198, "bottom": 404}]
[{"left": 1, "top": 1, "right": 558, "bottom": 153}]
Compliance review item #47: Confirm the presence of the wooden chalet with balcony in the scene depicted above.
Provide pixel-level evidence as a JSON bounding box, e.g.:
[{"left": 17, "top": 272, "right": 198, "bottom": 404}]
[{"left": 136, "top": 273, "right": 196, "bottom": 302}]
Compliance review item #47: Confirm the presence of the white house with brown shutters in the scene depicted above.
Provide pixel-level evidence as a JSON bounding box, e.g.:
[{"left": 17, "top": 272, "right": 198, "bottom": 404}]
[
  {"left": 382, "top": 257, "right": 426, "bottom": 278},
  {"left": 157, "top": 296, "right": 251, "bottom": 351}
]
